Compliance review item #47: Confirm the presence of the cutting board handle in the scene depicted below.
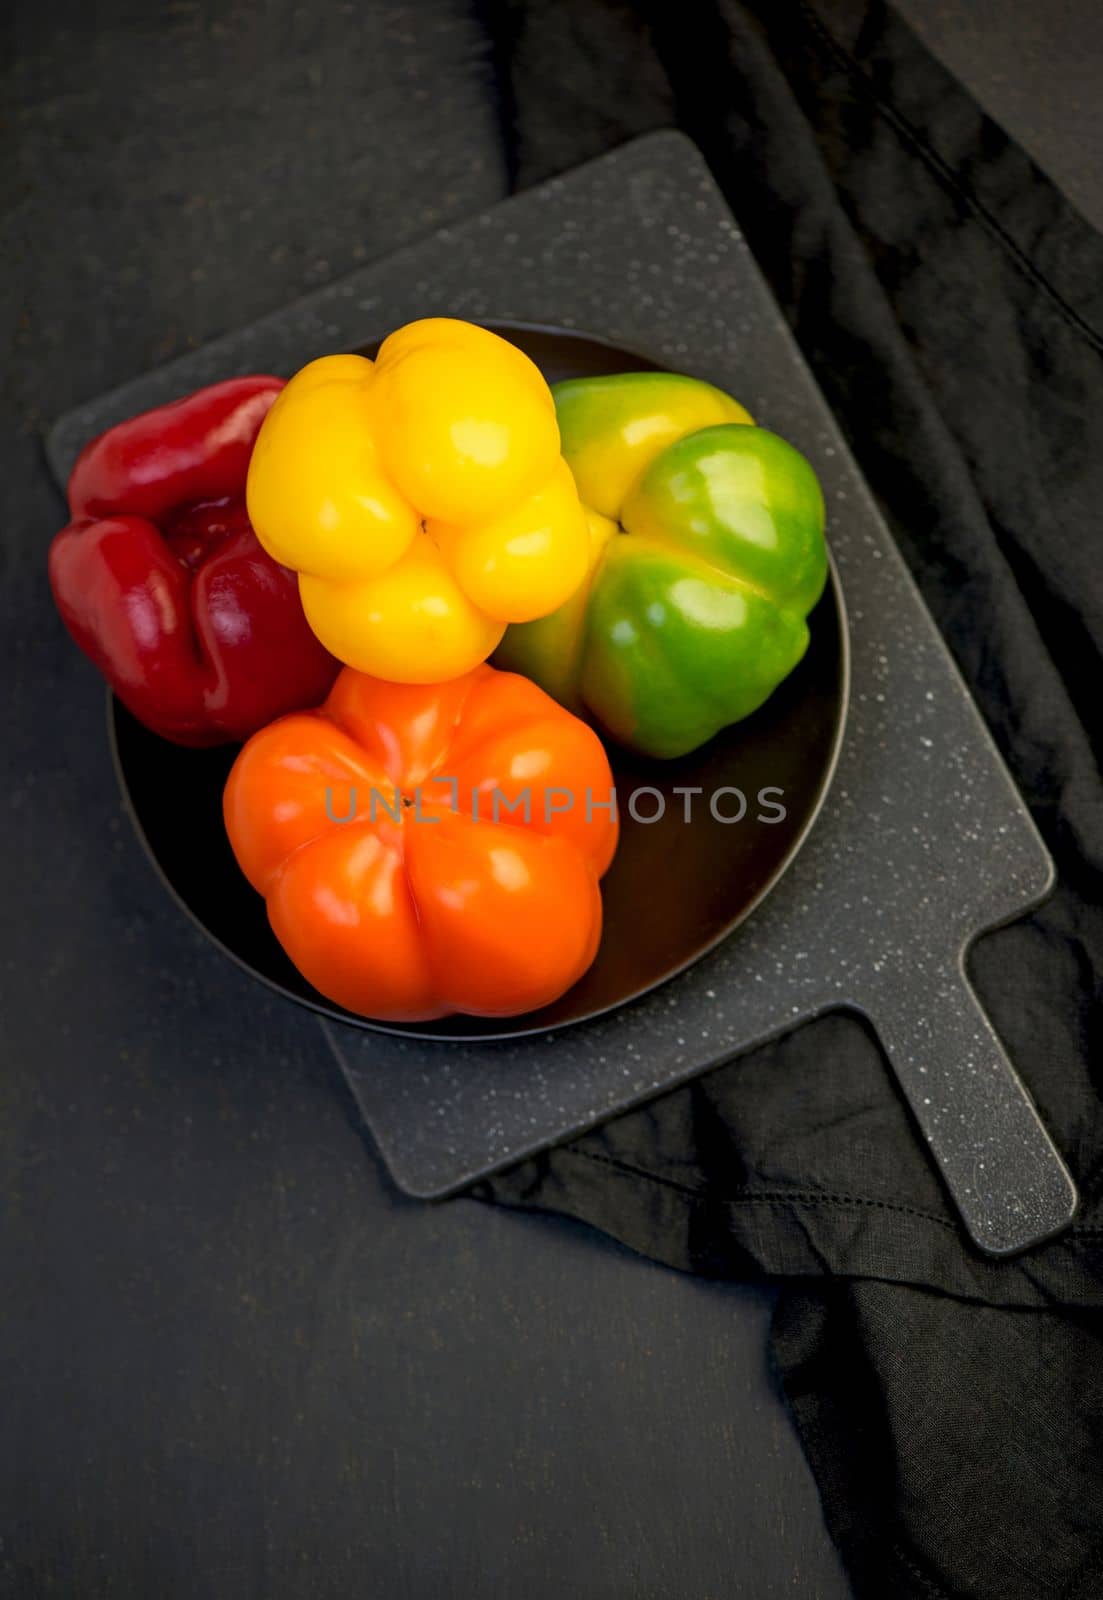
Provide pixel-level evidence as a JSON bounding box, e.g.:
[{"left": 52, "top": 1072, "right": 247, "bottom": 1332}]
[{"left": 867, "top": 954, "right": 1077, "bottom": 1255}]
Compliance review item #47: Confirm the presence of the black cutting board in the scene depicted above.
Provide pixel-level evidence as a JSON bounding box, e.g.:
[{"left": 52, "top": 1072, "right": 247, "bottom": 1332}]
[{"left": 48, "top": 132, "right": 1075, "bottom": 1254}]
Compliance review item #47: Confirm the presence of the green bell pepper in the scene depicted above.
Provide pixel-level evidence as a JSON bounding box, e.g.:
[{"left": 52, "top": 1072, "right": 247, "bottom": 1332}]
[{"left": 495, "top": 372, "right": 828, "bottom": 759}]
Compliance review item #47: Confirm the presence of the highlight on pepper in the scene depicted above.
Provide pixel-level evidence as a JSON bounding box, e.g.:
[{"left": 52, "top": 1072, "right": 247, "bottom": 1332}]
[
  {"left": 496, "top": 371, "right": 829, "bottom": 759},
  {"left": 223, "top": 663, "right": 619, "bottom": 1022},
  {"left": 245, "top": 319, "right": 592, "bottom": 684},
  {"left": 48, "top": 377, "right": 340, "bottom": 747}
]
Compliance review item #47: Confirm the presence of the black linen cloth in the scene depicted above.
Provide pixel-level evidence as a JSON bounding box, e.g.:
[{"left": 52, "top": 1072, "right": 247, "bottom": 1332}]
[{"left": 472, "top": 3, "right": 1103, "bottom": 1595}]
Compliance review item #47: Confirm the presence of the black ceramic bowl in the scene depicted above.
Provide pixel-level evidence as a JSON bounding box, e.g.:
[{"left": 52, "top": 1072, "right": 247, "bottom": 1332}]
[{"left": 110, "top": 324, "right": 849, "bottom": 1041}]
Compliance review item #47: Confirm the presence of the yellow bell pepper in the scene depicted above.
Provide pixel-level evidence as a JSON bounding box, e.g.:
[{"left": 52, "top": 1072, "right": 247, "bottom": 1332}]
[{"left": 245, "top": 319, "right": 590, "bottom": 682}]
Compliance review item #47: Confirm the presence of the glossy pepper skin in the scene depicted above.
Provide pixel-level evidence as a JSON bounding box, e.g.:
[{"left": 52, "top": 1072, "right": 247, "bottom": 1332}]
[
  {"left": 49, "top": 378, "right": 339, "bottom": 746},
  {"left": 224, "top": 664, "right": 618, "bottom": 1022},
  {"left": 496, "top": 372, "right": 829, "bottom": 759},
  {"left": 245, "top": 320, "right": 590, "bottom": 684}
]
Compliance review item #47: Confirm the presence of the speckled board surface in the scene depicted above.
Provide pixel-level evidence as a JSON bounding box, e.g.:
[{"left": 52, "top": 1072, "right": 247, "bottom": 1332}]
[{"left": 48, "top": 132, "right": 1076, "bottom": 1254}]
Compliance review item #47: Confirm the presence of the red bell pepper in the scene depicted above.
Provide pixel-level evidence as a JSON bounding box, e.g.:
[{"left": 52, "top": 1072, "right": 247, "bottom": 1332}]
[{"left": 49, "top": 377, "right": 339, "bottom": 746}]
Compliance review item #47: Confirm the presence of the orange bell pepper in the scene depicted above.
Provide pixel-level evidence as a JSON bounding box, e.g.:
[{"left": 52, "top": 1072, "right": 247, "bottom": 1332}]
[{"left": 223, "top": 664, "right": 619, "bottom": 1021}]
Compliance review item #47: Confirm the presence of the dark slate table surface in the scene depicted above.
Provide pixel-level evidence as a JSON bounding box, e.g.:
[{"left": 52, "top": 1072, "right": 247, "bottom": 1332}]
[{"left": 3, "top": 2, "right": 1099, "bottom": 1594}]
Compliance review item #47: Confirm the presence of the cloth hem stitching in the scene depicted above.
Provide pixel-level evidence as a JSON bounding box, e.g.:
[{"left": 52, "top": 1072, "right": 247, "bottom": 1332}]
[{"left": 797, "top": 0, "right": 1103, "bottom": 357}]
